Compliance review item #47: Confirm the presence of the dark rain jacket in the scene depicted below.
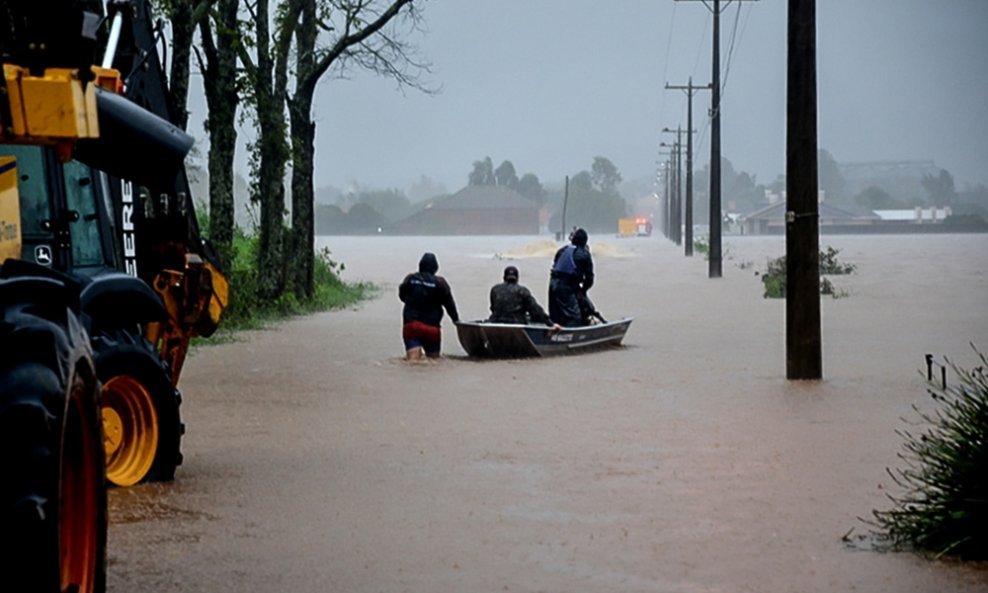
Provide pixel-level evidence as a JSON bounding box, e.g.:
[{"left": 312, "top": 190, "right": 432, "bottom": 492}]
[
  {"left": 488, "top": 282, "right": 552, "bottom": 325},
  {"left": 550, "top": 244, "right": 594, "bottom": 289},
  {"left": 549, "top": 242, "right": 595, "bottom": 327},
  {"left": 399, "top": 271, "right": 459, "bottom": 327}
]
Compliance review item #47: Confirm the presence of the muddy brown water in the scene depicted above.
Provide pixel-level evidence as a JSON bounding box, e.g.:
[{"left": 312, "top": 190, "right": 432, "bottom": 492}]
[{"left": 107, "top": 234, "right": 988, "bottom": 592}]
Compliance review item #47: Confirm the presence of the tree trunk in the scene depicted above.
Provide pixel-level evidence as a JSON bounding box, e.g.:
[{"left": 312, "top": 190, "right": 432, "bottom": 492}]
[
  {"left": 288, "top": 93, "right": 315, "bottom": 299},
  {"left": 167, "top": 1, "right": 194, "bottom": 129},
  {"left": 199, "top": 0, "right": 239, "bottom": 266},
  {"left": 288, "top": 0, "right": 317, "bottom": 299},
  {"left": 253, "top": 0, "right": 290, "bottom": 300}
]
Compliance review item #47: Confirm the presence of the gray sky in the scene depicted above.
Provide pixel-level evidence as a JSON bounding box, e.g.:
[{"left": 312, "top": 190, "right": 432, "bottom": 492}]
[{"left": 193, "top": 0, "right": 988, "bottom": 197}]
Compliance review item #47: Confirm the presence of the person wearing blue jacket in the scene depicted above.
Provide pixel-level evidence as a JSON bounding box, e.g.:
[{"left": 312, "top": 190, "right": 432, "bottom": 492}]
[{"left": 548, "top": 228, "right": 594, "bottom": 327}]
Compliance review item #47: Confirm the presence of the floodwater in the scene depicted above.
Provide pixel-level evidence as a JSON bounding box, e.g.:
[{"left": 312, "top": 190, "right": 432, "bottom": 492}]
[{"left": 107, "top": 233, "right": 988, "bottom": 592}]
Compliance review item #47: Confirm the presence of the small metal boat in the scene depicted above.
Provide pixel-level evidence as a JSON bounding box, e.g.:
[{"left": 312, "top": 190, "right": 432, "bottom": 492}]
[{"left": 455, "top": 318, "right": 633, "bottom": 358}]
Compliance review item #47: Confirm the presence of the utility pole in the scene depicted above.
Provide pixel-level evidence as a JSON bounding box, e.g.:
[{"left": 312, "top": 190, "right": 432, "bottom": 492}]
[
  {"left": 786, "top": 0, "right": 822, "bottom": 380},
  {"left": 666, "top": 78, "right": 711, "bottom": 257},
  {"left": 560, "top": 175, "right": 570, "bottom": 241},
  {"left": 677, "top": 0, "right": 759, "bottom": 277},
  {"left": 657, "top": 155, "right": 672, "bottom": 241},
  {"left": 661, "top": 160, "right": 671, "bottom": 239},
  {"left": 660, "top": 135, "right": 681, "bottom": 245}
]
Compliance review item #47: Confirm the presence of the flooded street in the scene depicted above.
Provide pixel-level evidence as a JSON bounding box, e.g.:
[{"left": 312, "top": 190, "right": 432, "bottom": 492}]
[{"left": 107, "top": 233, "right": 988, "bottom": 592}]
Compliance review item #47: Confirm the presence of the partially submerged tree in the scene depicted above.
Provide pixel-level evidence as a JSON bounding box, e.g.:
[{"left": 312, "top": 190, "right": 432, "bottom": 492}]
[
  {"left": 284, "top": 0, "right": 429, "bottom": 298},
  {"left": 238, "top": 0, "right": 429, "bottom": 300}
]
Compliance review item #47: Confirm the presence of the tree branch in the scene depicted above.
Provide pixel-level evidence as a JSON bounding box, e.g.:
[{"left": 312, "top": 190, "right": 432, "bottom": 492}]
[{"left": 308, "top": 0, "right": 414, "bottom": 87}]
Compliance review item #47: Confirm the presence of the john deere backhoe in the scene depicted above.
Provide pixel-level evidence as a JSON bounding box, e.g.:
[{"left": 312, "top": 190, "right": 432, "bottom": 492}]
[{"left": 0, "top": 2, "right": 227, "bottom": 591}]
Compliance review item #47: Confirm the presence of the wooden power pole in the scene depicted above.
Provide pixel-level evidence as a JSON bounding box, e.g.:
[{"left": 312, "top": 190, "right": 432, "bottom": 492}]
[
  {"left": 666, "top": 79, "right": 710, "bottom": 257},
  {"left": 678, "top": 0, "right": 758, "bottom": 277},
  {"left": 786, "top": 0, "right": 822, "bottom": 380}
]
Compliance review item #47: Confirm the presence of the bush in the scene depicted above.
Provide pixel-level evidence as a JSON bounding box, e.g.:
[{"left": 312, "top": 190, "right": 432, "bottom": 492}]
[
  {"left": 870, "top": 348, "right": 988, "bottom": 559},
  {"left": 209, "top": 229, "right": 373, "bottom": 334},
  {"left": 760, "top": 246, "right": 854, "bottom": 299}
]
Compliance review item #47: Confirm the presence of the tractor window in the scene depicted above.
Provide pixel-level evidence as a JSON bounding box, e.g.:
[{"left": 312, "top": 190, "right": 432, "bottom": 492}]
[
  {"left": 1, "top": 145, "right": 52, "bottom": 240},
  {"left": 63, "top": 160, "right": 107, "bottom": 269}
]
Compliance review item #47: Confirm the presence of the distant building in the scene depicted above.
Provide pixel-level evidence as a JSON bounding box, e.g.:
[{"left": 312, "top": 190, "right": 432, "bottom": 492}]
[
  {"left": 387, "top": 185, "right": 540, "bottom": 235},
  {"left": 740, "top": 201, "right": 880, "bottom": 235},
  {"left": 738, "top": 202, "right": 971, "bottom": 235},
  {"left": 874, "top": 207, "right": 952, "bottom": 223}
]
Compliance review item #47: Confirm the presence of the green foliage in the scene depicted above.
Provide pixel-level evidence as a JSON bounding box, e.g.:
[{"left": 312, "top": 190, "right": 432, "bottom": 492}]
[
  {"left": 495, "top": 160, "right": 519, "bottom": 188},
  {"left": 469, "top": 156, "right": 495, "bottom": 186},
  {"left": 210, "top": 229, "right": 372, "bottom": 334},
  {"left": 549, "top": 170, "right": 626, "bottom": 233},
  {"left": 591, "top": 156, "right": 622, "bottom": 196},
  {"left": 760, "top": 246, "right": 855, "bottom": 299},
  {"left": 761, "top": 255, "right": 787, "bottom": 298},
  {"left": 870, "top": 348, "right": 988, "bottom": 559},
  {"left": 819, "top": 246, "right": 857, "bottom": 275},
  {"left": 921, "top": 169, "right": 957, "bottom": 206},
  {"left": 516, "top": 173, "right": 547, "bottom": 205}
]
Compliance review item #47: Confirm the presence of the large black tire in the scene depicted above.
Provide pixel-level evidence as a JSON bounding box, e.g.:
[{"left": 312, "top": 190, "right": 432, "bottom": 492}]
[
  {"left": 0, "top": 278, "right": 107, "bottom": 593},
  {"left": 91, "top": 329, "right": 183, "bottom": 486}
]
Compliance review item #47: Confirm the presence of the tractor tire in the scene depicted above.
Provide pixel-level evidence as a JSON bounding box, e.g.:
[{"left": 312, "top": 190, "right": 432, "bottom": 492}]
[
  {"left": 0, "top": 282, "right": 107, "bottom": 593},
  {"left": 91, "top": 329, "right": 184, "bottom": 486}
]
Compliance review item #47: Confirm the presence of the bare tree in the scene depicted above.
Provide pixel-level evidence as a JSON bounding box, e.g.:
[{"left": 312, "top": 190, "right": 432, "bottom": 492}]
[
  {"left": 284, "top": 0, "right": 432, "bottom": 298},
  {"left": 237, "top": 0, "right": 430, "bottom": 300}
]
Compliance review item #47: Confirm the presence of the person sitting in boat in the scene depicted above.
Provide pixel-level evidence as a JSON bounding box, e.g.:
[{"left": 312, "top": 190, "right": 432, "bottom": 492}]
[
  {"left": 398, "top": 252, "right": 459, "bottom": 360},
  {"left": 548, "top": 227, "right": 595, "bottom": 327},
  {"left": 488, "top": 265, "right": 557, "bottom": 327}
]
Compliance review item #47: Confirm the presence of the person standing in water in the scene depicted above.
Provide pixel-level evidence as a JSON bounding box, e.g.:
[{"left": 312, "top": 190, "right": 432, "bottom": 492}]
[
  {"left": 548, "top": 228, "right": 594, "bottom": 327},
  {"left": 398, "top": 252, "right": 459, "bottom": 360}
]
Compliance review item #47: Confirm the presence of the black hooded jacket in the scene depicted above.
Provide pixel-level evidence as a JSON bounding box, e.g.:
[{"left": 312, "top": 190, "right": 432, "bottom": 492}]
[{"left": 399, "top": 253, "right": 459, "bottom": 326}]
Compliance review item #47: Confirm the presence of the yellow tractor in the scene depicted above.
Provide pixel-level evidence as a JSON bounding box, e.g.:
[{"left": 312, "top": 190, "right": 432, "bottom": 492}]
[{"left": 0, "top": 2, "right": 226, "bottom": 591}]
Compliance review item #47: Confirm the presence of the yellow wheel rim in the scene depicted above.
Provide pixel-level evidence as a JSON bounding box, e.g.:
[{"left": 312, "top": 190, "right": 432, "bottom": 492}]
[
  {"left": 61, "top": 380, "right": 100, "bottom": 593},
  {"left": 101, "top": 376, "right": 158, "bottom": 487}
]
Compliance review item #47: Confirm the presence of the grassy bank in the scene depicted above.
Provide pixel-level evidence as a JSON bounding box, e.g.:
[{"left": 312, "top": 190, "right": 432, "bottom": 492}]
[{"left": 203, "top": 230, "right": 375, "bottom": 339}]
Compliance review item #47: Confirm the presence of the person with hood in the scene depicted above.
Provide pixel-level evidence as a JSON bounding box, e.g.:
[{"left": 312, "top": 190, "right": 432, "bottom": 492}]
[
  {"left": 398, "top": 252, "right": 459, "bottom": 359},
  {"left": 488, "top": 265, "right": 557, "bottom": 326},
  {"left": 548, "top": 227, "right": 595, "bottom": 327}
]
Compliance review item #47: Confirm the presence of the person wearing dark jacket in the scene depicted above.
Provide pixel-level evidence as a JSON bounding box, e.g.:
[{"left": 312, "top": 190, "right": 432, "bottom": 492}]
[
  {"left": 398, "top": 252, "right": 459, "bottom": 359},
  {"left": 488, "top": 265, "right": 556, "bottom": 326},
  {"left": 548, "top": 228, "right": 595, "bottom": 327}
]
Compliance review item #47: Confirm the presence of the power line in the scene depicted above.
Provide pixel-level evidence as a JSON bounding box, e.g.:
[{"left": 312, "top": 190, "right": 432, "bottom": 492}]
[
  {"left": 721, "top": 2, "right": 753, "bottom": 99},
  {"left": 676, "top": 0, "right": 759, "bottom": 279}
]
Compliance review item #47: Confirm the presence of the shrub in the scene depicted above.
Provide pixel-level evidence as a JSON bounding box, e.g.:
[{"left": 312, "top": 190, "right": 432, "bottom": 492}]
[
  {"left": 870, "top": 348, "right": 988, "bottom": 559},
  {"left": 208, "top": 229, "right": 372, "bottom": 334},
  {"left": 760, "top": 246, "right": 854, "bottom": 299}
]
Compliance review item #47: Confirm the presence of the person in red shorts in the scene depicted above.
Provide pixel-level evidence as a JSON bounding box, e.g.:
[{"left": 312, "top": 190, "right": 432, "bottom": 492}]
[{"left": 398, "top": 252, "right": 459, "bottom": 360}]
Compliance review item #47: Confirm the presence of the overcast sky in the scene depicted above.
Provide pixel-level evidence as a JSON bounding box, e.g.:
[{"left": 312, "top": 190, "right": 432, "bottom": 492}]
[{"left": 190, "top": 0, "right": 988, "bottom": 197}]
